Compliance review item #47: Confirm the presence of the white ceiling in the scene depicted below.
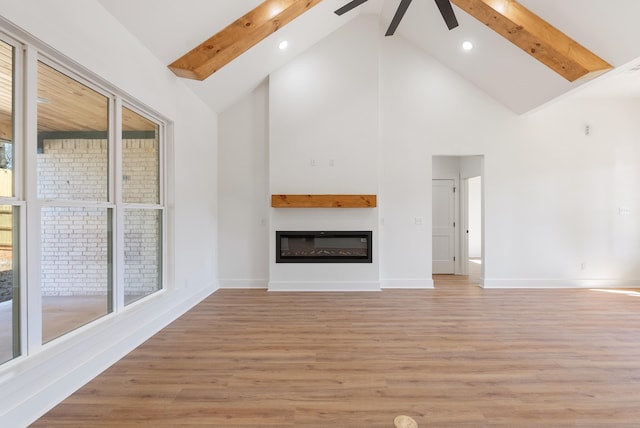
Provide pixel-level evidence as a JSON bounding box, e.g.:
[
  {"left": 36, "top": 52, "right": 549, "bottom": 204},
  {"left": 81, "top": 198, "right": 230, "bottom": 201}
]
[{"left": 98, "top": 0, "right": 640, "bottom": 114}]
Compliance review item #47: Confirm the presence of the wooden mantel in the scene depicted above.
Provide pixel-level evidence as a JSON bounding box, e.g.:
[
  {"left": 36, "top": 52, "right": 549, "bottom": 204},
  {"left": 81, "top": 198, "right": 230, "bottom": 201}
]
[{"left": 271, "top": 194, "right": 377, "bottom": 208}]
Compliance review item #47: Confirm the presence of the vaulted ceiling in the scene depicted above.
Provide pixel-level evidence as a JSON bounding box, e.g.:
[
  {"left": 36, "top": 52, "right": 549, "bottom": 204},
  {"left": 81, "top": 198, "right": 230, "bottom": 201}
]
[{"left": 98, "top": 0, "right": 640, "bottom": 114}]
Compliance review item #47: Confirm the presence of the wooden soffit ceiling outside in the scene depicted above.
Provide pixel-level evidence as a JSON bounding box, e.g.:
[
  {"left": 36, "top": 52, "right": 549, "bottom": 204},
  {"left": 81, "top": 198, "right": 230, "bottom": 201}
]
[
  {"left": 0, "top": 41, "right": 156, "bottom": 139},
  {"left": 168, "top": 0, "right": 612, "bottom": 83}
]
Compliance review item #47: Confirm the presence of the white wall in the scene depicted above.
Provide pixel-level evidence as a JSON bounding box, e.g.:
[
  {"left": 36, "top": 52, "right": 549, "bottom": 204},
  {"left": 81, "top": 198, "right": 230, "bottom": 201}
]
[
  {"left": 488, "top": 98, "right": 640, "bottom": 286},
  {"left": 378, "top": 34, "right": 514, "bottom": 287},
  {"left": 0, "top": 1, "right": 218, "bottom": 425},
  {"left": 432, "top": 156, "right": 461, "bottom": 179},
  {"left": 219, "top": 14, "right": 640, "bottom": 291},
  {"left": 381, "top": 33, "right": 640, "bottom": 287},
  {"left": 269, "top": 16, "right": 380, "bottom": 196},
  {"left": 218, "top": 80, "right": 270, "bottom": 289},
  {"left": 267, "top": 16, "right": 380, "bottom": 291},
  {"left": 461, "top": 156, "right": 483, "bottom": 179}
]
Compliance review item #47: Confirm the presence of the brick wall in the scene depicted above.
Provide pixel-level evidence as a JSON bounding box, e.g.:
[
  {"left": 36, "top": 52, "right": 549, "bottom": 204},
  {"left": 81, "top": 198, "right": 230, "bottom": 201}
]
[
  {"left": 40, "top": 206, "right": 109, "bottom": 296},
  {"left": 38, "top": 139, "right": 108, "bottom": 200},
  {"left": 39, "top": 138, "right": 160, "bottom": 297},
  {"left": 122, "top": 139, "right": 159, "bottom": 204}
]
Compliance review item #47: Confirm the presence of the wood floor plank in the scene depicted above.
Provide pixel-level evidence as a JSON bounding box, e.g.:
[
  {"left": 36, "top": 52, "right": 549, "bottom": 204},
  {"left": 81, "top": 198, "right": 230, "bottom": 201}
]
[{"left": 32, "top": 280, "right": 640, "bottom": 427}]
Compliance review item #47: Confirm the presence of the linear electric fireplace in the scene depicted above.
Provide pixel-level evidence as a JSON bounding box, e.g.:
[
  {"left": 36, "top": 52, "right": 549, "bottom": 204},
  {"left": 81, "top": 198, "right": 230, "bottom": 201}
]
[{"left": 276, "top": 231, "right": 372, "bottom": 263}]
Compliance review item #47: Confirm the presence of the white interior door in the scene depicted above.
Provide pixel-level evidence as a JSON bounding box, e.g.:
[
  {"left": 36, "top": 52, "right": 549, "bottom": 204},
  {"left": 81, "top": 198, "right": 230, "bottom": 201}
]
[{"left": 432, "top": 179, "right": 455, "bottom": 274}]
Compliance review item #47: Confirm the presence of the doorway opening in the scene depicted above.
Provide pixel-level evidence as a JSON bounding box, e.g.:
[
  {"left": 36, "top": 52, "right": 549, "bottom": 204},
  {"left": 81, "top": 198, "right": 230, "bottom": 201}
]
[
  {"left": 464, "top": 175, "right": 482, "bottom": 283},
  {"left": 432, "top": 155, "right": 484, "bottom": 287}
]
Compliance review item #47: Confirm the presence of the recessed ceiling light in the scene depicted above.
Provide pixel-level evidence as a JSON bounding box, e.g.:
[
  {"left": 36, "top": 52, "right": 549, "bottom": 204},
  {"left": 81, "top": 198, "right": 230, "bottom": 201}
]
[
  {"left": 462, "top": 41, "right": 473, "bottom": 51},
  {"left": 278, "top": 40, "right": 289, "bottom": 50}
]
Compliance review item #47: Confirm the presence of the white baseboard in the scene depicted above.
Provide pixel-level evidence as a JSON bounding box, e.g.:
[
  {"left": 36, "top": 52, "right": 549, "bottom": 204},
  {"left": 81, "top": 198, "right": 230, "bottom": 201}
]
[
  {"left": 219, "top": 279, "right": 268, "bottom": 289},
  {"left": 268, "top": 281, "right": 381, "bottom": 292},
  {"left": 0, "top": 284, "right": 216, "bottom": 427},
  {"left": 381, "top": 279, "right": 434, "bottom": 289},
  {"left": 483, "top": 278, "right": 640, "bottom": 289}
]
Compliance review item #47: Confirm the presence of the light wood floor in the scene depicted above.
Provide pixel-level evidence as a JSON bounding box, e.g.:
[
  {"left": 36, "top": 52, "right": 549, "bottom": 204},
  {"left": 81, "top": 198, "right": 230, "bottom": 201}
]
[{"left": 33, "top": 279, "right": 640, "bottom": 427}]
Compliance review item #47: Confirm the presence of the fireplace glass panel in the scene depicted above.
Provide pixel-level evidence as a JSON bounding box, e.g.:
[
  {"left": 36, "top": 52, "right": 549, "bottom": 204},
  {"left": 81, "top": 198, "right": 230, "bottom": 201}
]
[{"left": 276, "top": 231, "right": 372, "bottom": 263}]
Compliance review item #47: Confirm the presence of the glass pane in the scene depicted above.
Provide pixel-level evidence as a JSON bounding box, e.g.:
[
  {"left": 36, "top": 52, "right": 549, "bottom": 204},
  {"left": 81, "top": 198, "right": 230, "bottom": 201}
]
[
  {"left": 122, "top": 107, "right": 159, "bottom": 204},
  {"left": 276, "top": 231, "right": 371, "bottom": 263},
  {"left": 0, "top": 205, "right": 19, "bottom": 364},
  {"left": 124, "top": 209, "right": 162, "bottom": 305},
  {"left": 41, "top": 207, "right": 112, "bottom": 343},
  {"left": 0, "top": 41, "right": 14, "bottom": 197},
  {"left": 37, "top": 62, "right": 109, "bottom": 201}
]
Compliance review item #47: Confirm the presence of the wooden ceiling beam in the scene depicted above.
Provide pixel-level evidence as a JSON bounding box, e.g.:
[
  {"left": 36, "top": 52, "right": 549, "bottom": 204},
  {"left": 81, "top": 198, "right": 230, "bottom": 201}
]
[
  {"left": 450, "top": 0, "right": 613, "bottom": 82},
  {"left": 169, "top": 0, "right": 323, "bottom": 80}
]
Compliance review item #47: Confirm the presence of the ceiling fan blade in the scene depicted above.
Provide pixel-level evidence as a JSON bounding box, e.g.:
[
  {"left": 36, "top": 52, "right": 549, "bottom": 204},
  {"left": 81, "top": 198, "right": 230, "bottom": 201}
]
[
  {"left": 434, "top": 0, "right": 459, "bottom": 30},
  {"left": 385, "top": 0, "right": 413, "bottom": 36},
  {"left": 334, "top": 0, "right": 370, "bottom": 16}
]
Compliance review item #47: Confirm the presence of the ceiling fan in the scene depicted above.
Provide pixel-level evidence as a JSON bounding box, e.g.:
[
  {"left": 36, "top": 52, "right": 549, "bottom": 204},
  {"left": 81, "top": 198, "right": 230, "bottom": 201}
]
[{"left": 335, "top": 0, "right": 459, "bottom": 36}]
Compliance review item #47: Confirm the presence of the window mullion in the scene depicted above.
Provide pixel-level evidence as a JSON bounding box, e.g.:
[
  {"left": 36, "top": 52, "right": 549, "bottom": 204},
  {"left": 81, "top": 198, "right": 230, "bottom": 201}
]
[{"left": 113, "top": 97, "right": 124, "bottom": 312}]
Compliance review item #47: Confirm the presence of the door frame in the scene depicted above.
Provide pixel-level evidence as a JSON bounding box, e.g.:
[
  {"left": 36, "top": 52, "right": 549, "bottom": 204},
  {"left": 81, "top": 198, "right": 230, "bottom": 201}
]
[
  {"left": 459, "top": 175, "right": 484, "bottom": 284},
  {"left": 432, "top": 155, "right": 484, "bottom": 284},
  {"left": 460, "top": 178, "right": 470, "bottom": 276}
]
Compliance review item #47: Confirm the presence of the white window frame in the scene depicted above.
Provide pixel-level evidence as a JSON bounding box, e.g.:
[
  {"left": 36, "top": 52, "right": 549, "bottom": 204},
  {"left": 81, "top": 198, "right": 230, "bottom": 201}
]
[
  {"left": 0, "top": 32, "right": 26, "bottom": 360},
  {"left": 115, "top": 101, "right": 166, "bottom": 311},
  {"left": 0, "top": 24, "right": 169, "bottom": 362},
  {"left": 32, "top": 54, "right": 116, "bottom": 346}
]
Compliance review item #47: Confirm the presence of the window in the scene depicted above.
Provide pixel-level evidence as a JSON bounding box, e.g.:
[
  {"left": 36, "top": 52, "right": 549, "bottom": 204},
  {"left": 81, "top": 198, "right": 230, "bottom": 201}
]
[
  {"left": 0, "top": 38, "right": 20, "bottom": 364},
  {"left": 40, "top": 207, "right": 112, "bottom": 342},
  {"left": 122, "top": 107, "right": 163, "bottom": 305},
  {"left": 0, "top": 25, "right": 167, "bottom": 363},
  {"left": 0, "top": 205, "right": 19, "bottom": 363},
  {"left": 124, "top": 209, "right": 162, "bottom": 305},
  {"left": 37, "top": 61, "right": 113, "bottom": 342}
]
